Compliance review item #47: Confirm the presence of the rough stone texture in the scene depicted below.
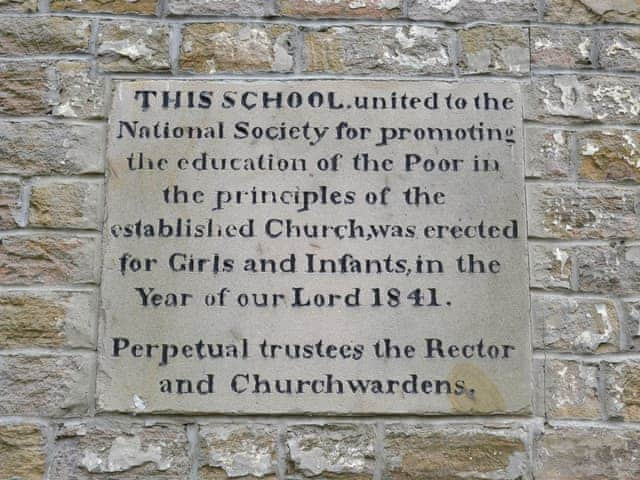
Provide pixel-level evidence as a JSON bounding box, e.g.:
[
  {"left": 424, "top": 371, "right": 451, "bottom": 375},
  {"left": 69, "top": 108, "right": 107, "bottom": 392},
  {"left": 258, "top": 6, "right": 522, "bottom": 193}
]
[
  {"left": 0, "top": 234, "right": 100, "bottom": 285},
  {"left": 525, "top": 128, "right": 573, "bottom": 179},
  {"left": 408, "top": 0, "right": 537, "bottom": 22},
  {"left": 598, "top": 29, "right": 640, "bottom": 72},
  {"left": 304, "top": 26, "right": 452, "bottom": 74},
  {"left": 180, "top": 24, "right": 295, "bottom": 73},
  {"left": 50, "top": 421, "right": 191, "bottom": 479},
  {"left": 168, "top": 0, "right": 269, "bottom": 16},
  {"left": 530, "top": 27, "right": 593, "bottom": 69},
  {"left": 544, "top": 0, "right": 640, "bottom": 24},
  {"left": 49, "top": 60, "right": 106, "bottom": 119},
  {"left": 0, "top": 0, "right": 37, "bottom": 12},
  {"left": 577, "top": 130, "right": 640, "bottom": 183},
  {"left": 97, "top": 21, "right": 171, "bottom": 73},
  {"left": 525, "top": 75, "right": 640, "bottom": 124},
  {"left": 384, "top": 424, "right": 529, "bottom": 479},
  {"left": 604, "top": 361, "right": 640, "bottom": 420},
  {"left": 0, "top": 121, "right": 105, "bottom": 175},
  {"left": 280, "top": 0, "right": 400, "bottom": 18},
  {"left": 51, "top": 0, "right": 158, "bottom": 14},
  {"left": 0, "top": 290, "right": 97, "bottom": 348},
  {"left": 529, "top": 244, "right": 573, "bottom": 290},
  {"left": 534, "top": 425, "right": 640, "bottom": 479},
  {"left": 526, "top": 185, "right": 639, "bottom": 240},
  {"left": 622, "top": 300, "right": 640, "bottom": 350},
  {"left": 458, "top": 25, "right": 529, "bottom": 76},
  {"left": 532, "top": 296, "right": 619, "bottom": 353},
  {"left": 0, "top": 61, "right": 51, "bottom": 116},
  {"left": 199, "top": 424, "right": 278, "bottom": 479},
  {"left": 576, "top": 245, "right": 640, "bottom": 295},
  {"left": 29, "top": 180, "right": 103, "bottom": 230},
  {"left": 0, "top": 178, "right": 22, "bottom": 230},
  {"left": 0, "top": 354, "right": 91, "bottom": 416},
  {"left": 0, "top": 424, "right": 47, "bottom": 480},
  {"left": 544, "top": 359, "right": 601, "bottom": 419},
  {"left": 286, "top": 424, "right": 375, "bottom": 478},
  {"left": 0, "top": 17, "right": 90, "bottom": 56}
]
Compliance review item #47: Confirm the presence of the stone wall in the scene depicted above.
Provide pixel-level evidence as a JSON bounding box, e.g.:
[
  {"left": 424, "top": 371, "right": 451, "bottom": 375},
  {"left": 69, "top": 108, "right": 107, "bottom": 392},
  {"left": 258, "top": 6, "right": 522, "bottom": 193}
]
[{"left": 1, "top": 0, "right": 639, "bottom": 478}]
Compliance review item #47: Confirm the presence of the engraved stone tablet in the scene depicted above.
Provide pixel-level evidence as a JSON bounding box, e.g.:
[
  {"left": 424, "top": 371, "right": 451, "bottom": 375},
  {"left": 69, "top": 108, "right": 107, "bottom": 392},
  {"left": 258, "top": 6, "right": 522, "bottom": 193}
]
[{"left": 98, "top": 80, "right": 532, "bottom": 414}]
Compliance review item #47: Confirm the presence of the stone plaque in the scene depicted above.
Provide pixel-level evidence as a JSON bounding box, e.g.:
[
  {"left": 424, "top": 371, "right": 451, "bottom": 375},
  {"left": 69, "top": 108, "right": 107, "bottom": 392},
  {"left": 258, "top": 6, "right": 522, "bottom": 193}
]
[{"left": 99, "top": 80, "right": 531, "bottom": 414}]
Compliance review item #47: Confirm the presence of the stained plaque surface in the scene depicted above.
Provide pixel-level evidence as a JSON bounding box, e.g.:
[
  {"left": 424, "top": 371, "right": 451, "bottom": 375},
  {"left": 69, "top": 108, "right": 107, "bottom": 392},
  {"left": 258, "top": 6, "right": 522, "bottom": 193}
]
[{"left": 99, "top": 80, "right": 531, "bottom": 414}]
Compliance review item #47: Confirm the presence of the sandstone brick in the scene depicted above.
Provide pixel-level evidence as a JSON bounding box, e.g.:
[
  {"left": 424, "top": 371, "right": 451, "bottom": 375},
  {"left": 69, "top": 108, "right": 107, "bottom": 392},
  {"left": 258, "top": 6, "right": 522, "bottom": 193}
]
[
  {"left": 534, "top": 425, "right": 640, "bottom": 478},
  {"left": 29, "top": 180, "right": 103, "bottom": 229},
  {"left": 180, "top": 23, "right": 295, "bottom": 74},
  {"left": 50, "top": 421, "right": 190, "bottom": 479},
  {"left": 458, "top": 25, "right": 529, "bottom": 76},
  {"left": 0, "top": 121, "right": 104, "bottom": 175},
  {"left": 576, "top": 245, "right": 640, "bottom": 295},
  {"left": 525, "top": 75, "right": 640, "bottom": 124},
  {"left": 526, "top": 185, "right": 638, "bottom": 240},
  {"left": 0, "top": 61, "right": 51, "bottom": 115},
  {"left": 531, "top": 27, "right": 593, "bottom": 69},
  {"left": 525, "top": 128, "right": 573, "bottom": 179},
  {"left": 168, "top": 0, "right": 269, "bottom": 16},
  {"left": 0, "top": 290, "right": 97, "bottom": 349},
  {"left": 0, "top": 17, "right": 90, "bottom": 56},
  {"left": 622, "top": 300, "right": 640, "bottom": 350},
  {"left": 0, "top": 424, "right": 47, "bottom": 480},
  {"left": 0, "top": 353, "right": 91, "bottom": 416},
  {"left": 287, "top": 424, "right": 375, "bottom": 478},
  {"left": 545, "top": 0, "right": 640, "bottom": 24},
  {"left": 0, "top": 179, "right": 23, "bottom": 230},
  {"left": 304, "top": 26, "right": 452, "bottom": 75},
  {"left": 0, "top": 0, "right": 37, "bottom": 12},
  {"left": 384, "top": 424, "right": 529, "bottom": 479},
  {"left": 577, "top": 130, "right": 640, "bottom": 183},
  {"left": 529, "top": 244, "right": 573, "bottom": 290},
  {"left": 408, "top": 0, "right": 536, "bottom": 22},
  {"left": 97, "top": 21, "right": 170, "bottom": 73},
  {"left": 605, "top": 360, "right": 640, "bottom": 420},
  {"left": 0, "top": 233, "right": 99, "bottom": 285},
  {"left": 50, "top": 60, "right": 106, "bottom": 119},
  {"left": 51, "top": 0, "right": 158, "bottom": 14},
  {"left": 280, "top": 0, "right": 400, "bottom": 18},
  {"left": 544, "top": 359, "right": 601, "bottom": 419},
  {"left": 598, "top": 29, "right": 640, "bottom": 72},
  {"left": 532, "top": 296, "right": 619, "bottom": 353},
  {"left": 199, "top": 424, "right": 278, "bottom": 479}
]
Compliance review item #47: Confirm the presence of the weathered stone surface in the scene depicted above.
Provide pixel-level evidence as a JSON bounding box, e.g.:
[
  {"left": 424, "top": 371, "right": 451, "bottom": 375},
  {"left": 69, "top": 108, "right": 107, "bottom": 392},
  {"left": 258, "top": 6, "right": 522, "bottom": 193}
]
[
  {"left": 525, "top": 128, "right": 573, "bottom": 179},
  {"left": 0, "top": 424, "right": 47, "bottom": 480},
  {"left": 599, "top": 29, "right": 640, "bottom": 72},
  {"left": 29, "top": 180, "right": 103, "bottom": 229},
  {"left": 544, "top": 359, "right": 601, "bottom": 419},
  {"left": 0, "top": 234, "right": 99, "bottom": 285},
  {"left": 50, "top": 421, "right": 190, "bottom": 479},
  {"left": 545, "top": 0, "right": 640, "bottom": 24},
  {"left": 180, "top": 24, "right": 295, "bottom": 73},
  {"left": 0, "top": 17, "right": 90, "bottom": 56},
  {"left": 622, "top": 300, "right": 640, "bottom": 350},
  {"left": 458, "top": 26, "right": 529, "bottom": 76},
  {"left": 526, "top": 185, "right": 639, "bottom": 240},
  {"left": 0, "top": 121, "right": 104, "bottom": 175},
  {"left": 0, "top": 178, "right": 22, "bottom": 230},
  {"left": 0, "top": 354, "right": 91, "bottom": 416},
  {"left": 286, "top": 424, "right": 375, "bottom": 478},
  {"left": 97, "top": 21, "right": 170, "bottom": 73},
  {"left": 577, "top": 130, "right": 640, "bottom": 183},
  {"left": 199, "top": 424, "right": 278, "bottom": 479},
  {"left": 605, "top": 361, "right": 640, "bottom": 420},
  {"left": 576, "top": 245, "right": 640, "bottom": 295},
  {"left": 532, "top": 296, "right": 619, "bottom": 353},
  {"left": 51, "top": 0, "right": 158, "bottom": 14},
  {"left": 525, "top": 75, "right": 640, "bottom": 124},
  {"left": 529, "top": 245, "right": 573, "bottom": 290},
  {"left": 280, "top": 0, "right": 400, "bottom": 18},
  {"left": 534, "top": 425, "right": 640, "bottom": 478},
  {"left": 384, "top": 424, "right": 529, "bottom": 479},
  {"left": 168, "top": 0, "right": 269, "bottom": 15},
  {"left": 304, "top": 26, "right": 452, "bottom": 74},
  {"left": 0, "top": 0, "right": 37, "bottom": 12},
  {"left": 0, "top": 290, "right": 97, "bottom": 348},
  {"left": 50, "top": 61, "right": 106, "bottom": 119},
  {"left": 531, "top": 27, "right": 593, "bottom": 69},
  {"left": 0, "top": 61, "right": 51, "bottom": 115},
  {"left": 408, "top": 0, "right": 536, "bottom": 22}
]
